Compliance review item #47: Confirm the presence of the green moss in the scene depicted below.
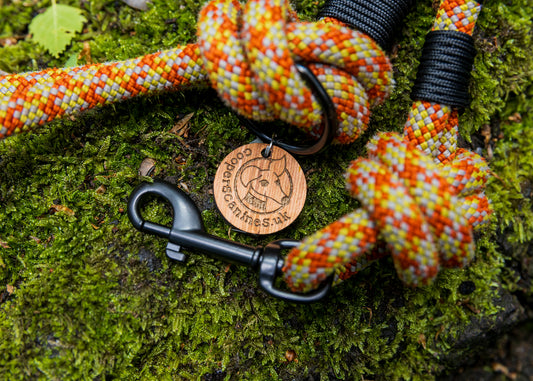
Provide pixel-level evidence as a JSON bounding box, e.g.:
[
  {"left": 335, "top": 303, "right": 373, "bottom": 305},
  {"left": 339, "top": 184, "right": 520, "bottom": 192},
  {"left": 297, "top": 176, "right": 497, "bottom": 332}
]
[{"left": 0, "top": 0, "right": 532, "bottom": 379}]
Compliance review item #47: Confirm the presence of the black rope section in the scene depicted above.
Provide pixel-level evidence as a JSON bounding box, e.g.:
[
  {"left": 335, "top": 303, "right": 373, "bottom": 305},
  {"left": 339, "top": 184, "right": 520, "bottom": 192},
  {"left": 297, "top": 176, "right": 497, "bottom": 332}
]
[
  {"left": 411, "top": 30, "right": 477, "bottom": 110},
  {"left": 318, "top": 0, "right": 415, "bottom": 50}
]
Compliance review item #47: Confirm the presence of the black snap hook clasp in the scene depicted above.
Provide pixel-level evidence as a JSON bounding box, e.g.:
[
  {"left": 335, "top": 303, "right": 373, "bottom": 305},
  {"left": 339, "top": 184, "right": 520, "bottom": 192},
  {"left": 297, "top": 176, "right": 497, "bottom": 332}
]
[
  {"left": 127, "top": 181, "right": 333, "bottom": 303},
  {"left": 127, "top": 180, "right": 205, "bottom": 262}
]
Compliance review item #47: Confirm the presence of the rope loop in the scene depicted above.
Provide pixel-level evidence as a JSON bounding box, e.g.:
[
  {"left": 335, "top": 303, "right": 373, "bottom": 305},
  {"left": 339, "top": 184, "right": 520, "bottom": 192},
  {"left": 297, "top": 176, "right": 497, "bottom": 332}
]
[
  {"left": 283, "top": 131, "right": 491, "bottom": 292},
  {"left": 196, "top": 0, "right": 393, "bottom": 143}
]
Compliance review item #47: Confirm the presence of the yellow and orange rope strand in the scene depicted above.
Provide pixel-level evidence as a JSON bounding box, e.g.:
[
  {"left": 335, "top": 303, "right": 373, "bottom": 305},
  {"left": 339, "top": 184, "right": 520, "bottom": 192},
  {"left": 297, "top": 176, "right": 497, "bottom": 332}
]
[
  {"left": 0, "top": 0, "right": 392, "bottom": 144},
  {"left": 283, "top": 0, "right": 493, "bottom": 292}
]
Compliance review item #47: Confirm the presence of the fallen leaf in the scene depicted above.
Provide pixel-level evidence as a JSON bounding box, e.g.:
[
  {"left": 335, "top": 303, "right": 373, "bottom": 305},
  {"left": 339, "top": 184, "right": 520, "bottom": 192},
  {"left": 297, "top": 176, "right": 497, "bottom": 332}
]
[
  {"left": 95, "top": 185, "right": 106, "bottom": 194},
  {"left": 0, "top": 37, "right": 17, "bottom": 47},
  {"left": 50, "top": 204, "right": 75, "bottom": 216},
  {"left": 78, "top": 41, "right": 92, "bottom": 64},
  {"left": 364, "top": 306, "right": 373, "bottom": 325},
  {"left": 457, "top": 298, "right": 480, "bottom": 314},
  {"left": 174, "top": 155, "right": 186, "bottom": 165},
  {"left": 417, "top": 333, "right": 427, "bottom": 349},
  {"left": 170, "top": 112, "right": 194, "bottom": 137},
  {"left": 492, "top": 362, "right": 517, "bottom": 380},
  {"left": 179, "top": 182, "right": 189, "bottom": 193},
  {"left": 285, "top": 349, "right": 297, "bottom": 362},
  {"left": 6, "top": 284, "right": 14, "bottom": 294},
  {"left": 0, "top": 240, "right": 10, "bottom": 249},
  {"left": 480, "top": 124, "right": 493, "bottom": 160},
  {"left": 480, "top": 124, "right": 491, "bottom": 144},
  {"left": 139, "top": 158, "right": 156, "bottom": 177},
  {"left": 508, "top": 112, "right": 522, "bottom": 123},
  {"left": 434, "top": 325, "right": 445, "bottom": 341}
]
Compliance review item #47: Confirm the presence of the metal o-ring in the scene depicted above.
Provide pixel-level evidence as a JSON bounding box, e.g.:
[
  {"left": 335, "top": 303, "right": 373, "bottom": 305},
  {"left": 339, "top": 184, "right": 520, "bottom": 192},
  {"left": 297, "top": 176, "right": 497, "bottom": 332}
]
[
  {"left": 241, "top": 62, "right": 337, "bottom": 156},
  {"left": 261, "top": 136, "right": 275, "bottom": 158}
]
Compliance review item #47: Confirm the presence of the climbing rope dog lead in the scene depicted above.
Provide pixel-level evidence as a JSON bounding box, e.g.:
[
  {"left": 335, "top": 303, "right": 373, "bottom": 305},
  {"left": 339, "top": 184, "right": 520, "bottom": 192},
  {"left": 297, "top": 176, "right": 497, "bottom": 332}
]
[
  {"left": 0, "top": 0, "right": 492, "bottom": 300},
  {"left": 283, "top": 0, "right": 493, "bottom": 293},
  {"left": 0, "top": 0, "right": 394, "bottom": 145}
]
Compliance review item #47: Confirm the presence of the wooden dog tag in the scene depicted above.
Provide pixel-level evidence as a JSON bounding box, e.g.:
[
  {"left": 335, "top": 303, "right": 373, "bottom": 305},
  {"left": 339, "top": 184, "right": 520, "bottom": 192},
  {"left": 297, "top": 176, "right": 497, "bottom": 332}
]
[{"left": 213, "top": 143, "right": 307, "bottom": 235}]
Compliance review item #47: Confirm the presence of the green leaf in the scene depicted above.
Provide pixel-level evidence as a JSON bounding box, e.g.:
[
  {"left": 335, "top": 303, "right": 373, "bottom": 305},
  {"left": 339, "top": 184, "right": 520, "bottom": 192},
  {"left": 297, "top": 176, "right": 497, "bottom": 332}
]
[{"left": 29, "top": 3, "right": 87, "bottom": 58}]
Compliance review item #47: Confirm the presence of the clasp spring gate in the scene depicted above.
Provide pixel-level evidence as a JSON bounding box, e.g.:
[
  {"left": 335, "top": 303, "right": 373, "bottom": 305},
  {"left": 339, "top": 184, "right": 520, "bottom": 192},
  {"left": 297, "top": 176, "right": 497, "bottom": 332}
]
[{"left": 127, "top": 181, "right": 332, "bottom": 303}]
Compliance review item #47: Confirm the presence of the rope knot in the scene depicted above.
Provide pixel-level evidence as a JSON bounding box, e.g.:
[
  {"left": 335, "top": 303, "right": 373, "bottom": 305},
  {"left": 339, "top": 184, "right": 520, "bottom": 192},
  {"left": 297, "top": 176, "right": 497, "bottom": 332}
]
[
  {"left": 197, "top": 0, "right": 393, "bottom": 143},
  {"left": 0, "top": 0, "right": 392, "bottom": 141},
  {"left": 283, "top": 131, "right": 492, "bottom": 292}
]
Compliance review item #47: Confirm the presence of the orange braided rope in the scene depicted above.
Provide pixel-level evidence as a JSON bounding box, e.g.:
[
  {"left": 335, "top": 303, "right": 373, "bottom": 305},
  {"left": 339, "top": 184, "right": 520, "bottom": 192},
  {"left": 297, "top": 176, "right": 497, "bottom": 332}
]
[
  {"left": 0, "top": 0, "right": 392, "bottom": 144},
  {"left": 283, "top": 0, "right": 493, "bottom": 292}
]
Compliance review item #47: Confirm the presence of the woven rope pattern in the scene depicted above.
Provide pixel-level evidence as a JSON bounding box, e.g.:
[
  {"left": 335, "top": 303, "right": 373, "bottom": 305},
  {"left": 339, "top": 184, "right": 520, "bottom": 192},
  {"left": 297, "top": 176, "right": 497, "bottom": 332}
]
[
  {"left": 283, "top": 0, "right": 492, "bottom": 292},
  {"left": 405, "top": 0, "right": 481, "bottom": 160},
  {"left": 0, "top": 0, "right": 392, "bottom": 143},
  {"left": 318, "top": 0, "right": 416, "bottom": 49},
  {"left": 0, "top": 45, "right": 206, "bottom": 137}
]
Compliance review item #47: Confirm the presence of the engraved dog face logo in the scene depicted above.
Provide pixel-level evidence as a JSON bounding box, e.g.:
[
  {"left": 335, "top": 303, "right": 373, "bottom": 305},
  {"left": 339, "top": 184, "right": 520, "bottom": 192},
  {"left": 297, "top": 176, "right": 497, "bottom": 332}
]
[{"left": 237, "top": 156, "right": 292, "bottom": 214}]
